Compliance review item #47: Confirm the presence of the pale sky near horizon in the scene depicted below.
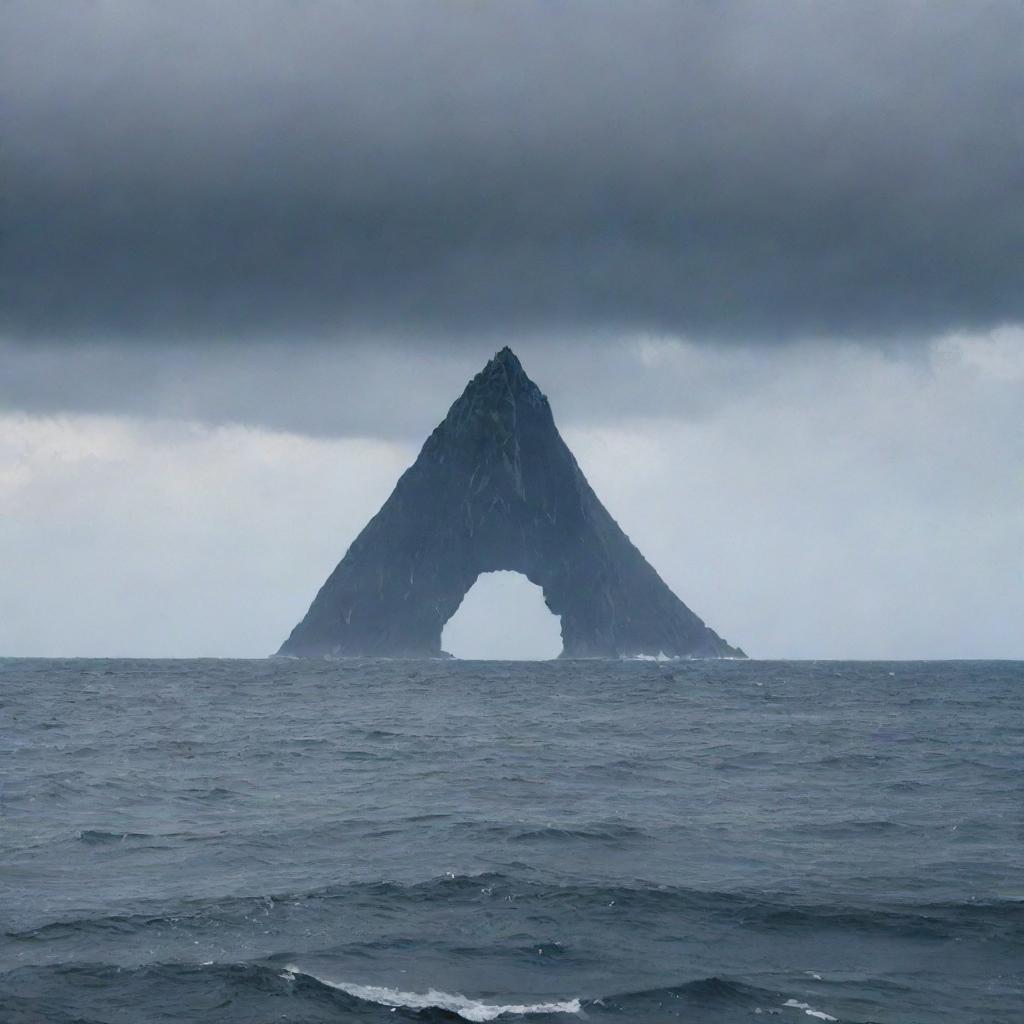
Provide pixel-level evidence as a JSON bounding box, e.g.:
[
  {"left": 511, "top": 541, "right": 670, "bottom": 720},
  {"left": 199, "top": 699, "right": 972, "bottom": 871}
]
[
  {"left": 2, "top": 333, "right": 1020, "bottom": 659},
  {"left": 1, "top": 2, "right": 1021, "bottom": 659}
]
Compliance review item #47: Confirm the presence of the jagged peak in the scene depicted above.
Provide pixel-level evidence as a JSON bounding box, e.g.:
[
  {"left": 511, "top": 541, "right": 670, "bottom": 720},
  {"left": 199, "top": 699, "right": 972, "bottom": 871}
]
[
  {"left": 461, "top": 347, "right": 544, "bottom": 405},
  {"left": 491, "top": 346, "right": 523, "bottom": 371},
  {"left": 481, "top": 346, "right": 530, "bottom": 388}
]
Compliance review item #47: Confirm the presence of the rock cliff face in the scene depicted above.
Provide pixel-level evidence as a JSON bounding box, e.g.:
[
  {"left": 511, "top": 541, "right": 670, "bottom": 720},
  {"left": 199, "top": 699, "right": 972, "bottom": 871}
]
[{"left": 279, "top": 348, "right": 744, "bottom": 659}]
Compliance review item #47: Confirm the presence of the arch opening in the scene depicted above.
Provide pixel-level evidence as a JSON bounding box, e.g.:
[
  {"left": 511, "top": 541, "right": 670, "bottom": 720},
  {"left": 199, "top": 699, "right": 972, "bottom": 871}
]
[{"left": 441, "top": 571, "right": 563, "bottom": 660}]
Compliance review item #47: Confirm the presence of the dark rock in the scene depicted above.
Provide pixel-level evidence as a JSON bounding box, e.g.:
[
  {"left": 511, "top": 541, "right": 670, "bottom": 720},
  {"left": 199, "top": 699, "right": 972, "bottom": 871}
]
[{"left": 279, "top": 348, "right": 744, "bottom": 659}]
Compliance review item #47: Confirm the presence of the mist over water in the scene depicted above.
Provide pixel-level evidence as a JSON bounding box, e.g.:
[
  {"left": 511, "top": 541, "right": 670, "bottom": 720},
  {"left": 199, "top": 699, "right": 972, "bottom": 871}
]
[{"left": 1, "top": 658, "right": 1021, "bottom": 1023}]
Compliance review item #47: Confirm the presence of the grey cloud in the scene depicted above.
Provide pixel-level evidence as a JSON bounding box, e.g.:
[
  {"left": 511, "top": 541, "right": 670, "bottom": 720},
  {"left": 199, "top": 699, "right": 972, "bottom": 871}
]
[
  {"left": 0, "top": 338, "right": 465, "bottom": 440},
  {"left": 0, "top": 334, "right": 724, "bottom": 439},
  {"left": 2, "top": 0, "right": 1022, "bottom": 345},
  {"left": 0, "top": 332, "right": 887, "bottom": 440}
]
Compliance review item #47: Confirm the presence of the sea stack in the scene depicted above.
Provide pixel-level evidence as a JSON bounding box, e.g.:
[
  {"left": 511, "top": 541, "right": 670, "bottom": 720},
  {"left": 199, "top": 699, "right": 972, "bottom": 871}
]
[{"left": 279, "top": 348, "right": 743, "bottom": 659}]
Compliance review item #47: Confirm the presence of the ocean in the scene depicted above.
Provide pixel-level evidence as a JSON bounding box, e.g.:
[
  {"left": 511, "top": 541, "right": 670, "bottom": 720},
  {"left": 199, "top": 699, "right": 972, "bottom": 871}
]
[{"left": 1, "top": 658, "right": 1021, "bottom": 1023}]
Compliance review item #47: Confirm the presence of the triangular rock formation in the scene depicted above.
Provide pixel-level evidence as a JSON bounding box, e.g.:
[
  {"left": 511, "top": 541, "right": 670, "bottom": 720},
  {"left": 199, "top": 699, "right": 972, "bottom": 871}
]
[{"left": 279, "top": 348, "right": 743, "bottom": 659}]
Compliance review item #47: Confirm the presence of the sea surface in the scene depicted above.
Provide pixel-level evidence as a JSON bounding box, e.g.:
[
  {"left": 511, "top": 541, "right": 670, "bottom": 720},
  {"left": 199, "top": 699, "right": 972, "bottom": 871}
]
[{"left": 1, "top": 659, "right": 1022, "bottom": 1024}]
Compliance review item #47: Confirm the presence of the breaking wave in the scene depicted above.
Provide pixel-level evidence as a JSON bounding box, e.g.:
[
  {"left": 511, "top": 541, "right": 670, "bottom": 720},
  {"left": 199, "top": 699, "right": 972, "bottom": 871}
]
[{"left": 283, "top": 966, "right": 582, "bottom": 1020}]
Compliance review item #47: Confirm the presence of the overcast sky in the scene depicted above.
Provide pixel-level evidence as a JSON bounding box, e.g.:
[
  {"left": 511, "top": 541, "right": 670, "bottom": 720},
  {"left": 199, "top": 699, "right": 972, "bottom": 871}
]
[{"left": 1, "top": 1, "right": 1021, "bottom": 658}]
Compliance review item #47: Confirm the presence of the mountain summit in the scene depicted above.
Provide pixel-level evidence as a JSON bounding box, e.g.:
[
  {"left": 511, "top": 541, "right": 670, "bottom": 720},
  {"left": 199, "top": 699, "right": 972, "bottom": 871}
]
[{"left": 279, "top": 349, "right": 743, "bottom": 659}]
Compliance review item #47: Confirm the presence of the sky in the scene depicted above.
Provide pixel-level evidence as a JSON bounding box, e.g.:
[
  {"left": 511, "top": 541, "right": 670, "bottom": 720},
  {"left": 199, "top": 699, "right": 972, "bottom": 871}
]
[{"left": 1, "top": 1, "right": 1022, "bottom": 658}]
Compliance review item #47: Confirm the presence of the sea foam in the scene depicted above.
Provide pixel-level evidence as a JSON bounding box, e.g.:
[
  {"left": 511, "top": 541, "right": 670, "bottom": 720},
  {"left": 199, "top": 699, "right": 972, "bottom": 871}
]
[
  {"left": 283, "top": 966, "right": 581, "bottom": 1021},
  {"left": 783, "top": 998, "right": 838, "bottom": 1021}
]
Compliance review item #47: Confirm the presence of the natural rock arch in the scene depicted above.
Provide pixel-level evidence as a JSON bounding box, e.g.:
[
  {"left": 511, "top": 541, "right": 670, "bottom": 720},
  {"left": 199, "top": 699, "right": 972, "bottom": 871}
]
[
  {"left": 278, "top": 348, "right": 743, "bottom": 659},
  {"left": 441, "top": 570, "right": 563, "bottom": 660}
]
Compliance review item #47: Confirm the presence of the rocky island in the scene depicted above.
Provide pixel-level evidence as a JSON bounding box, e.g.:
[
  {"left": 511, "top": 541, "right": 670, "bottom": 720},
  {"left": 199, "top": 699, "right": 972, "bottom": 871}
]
[{"left": 279, "top": 348, "right": 743, "bottom": 659}]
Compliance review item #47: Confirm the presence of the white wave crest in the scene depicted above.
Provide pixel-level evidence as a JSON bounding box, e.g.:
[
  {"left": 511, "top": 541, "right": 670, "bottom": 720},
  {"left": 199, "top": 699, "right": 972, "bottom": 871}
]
[
  {"left": 783, "top": 998, "right": 838, "bottom": 1021},
  {"left": 283, "top": 966, "right": 581, "bottom": 1021}
]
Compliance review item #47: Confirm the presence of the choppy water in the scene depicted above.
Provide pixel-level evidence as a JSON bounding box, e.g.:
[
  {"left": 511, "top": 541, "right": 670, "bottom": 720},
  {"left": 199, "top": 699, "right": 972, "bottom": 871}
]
[{"left": 1, "top": 659, "right": 1022, "bottom": 1024}]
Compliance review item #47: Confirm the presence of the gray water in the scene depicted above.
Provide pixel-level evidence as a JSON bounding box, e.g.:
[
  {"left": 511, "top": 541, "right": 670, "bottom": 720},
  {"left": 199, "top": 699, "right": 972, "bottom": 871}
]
[{"left": 1, "top": 658, "right": 1022, "bottom": 1023}]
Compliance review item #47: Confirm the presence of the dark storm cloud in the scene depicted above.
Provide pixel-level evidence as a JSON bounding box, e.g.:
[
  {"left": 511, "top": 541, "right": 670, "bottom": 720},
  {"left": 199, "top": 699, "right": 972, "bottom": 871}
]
[{"left": 2, "top": 0, "right": 1021, "bottom": 346}]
